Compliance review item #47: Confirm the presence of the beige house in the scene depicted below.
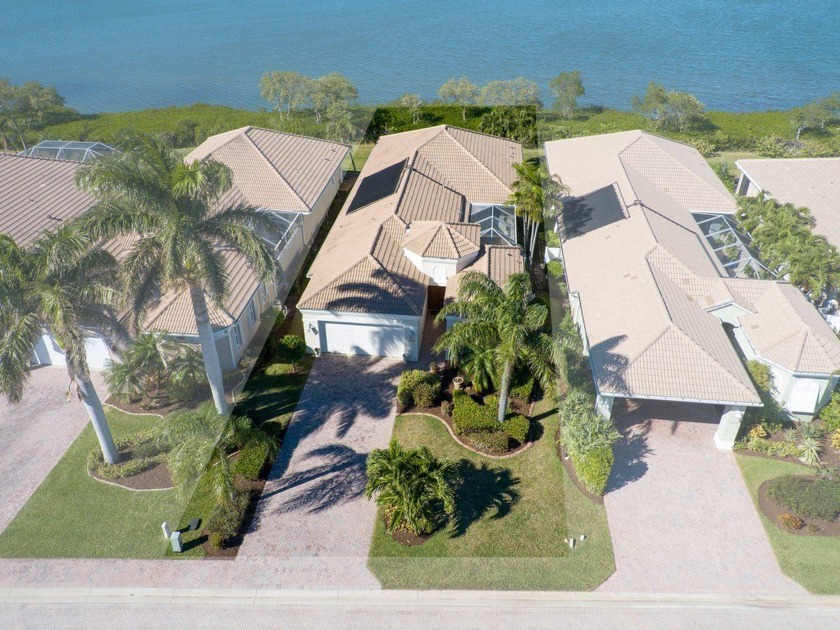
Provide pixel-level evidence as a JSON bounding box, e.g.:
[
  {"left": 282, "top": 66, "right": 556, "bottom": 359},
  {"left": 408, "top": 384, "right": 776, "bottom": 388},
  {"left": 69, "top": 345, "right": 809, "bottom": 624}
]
[
  {"left": 2, "top": 129, "right": 349, "bottom": 372},
  {"left": 545, "top": 131, "right": 840, "bottom": 448},
  {"left": 298, "top": 125, "right": 524, "bottom": 361}
]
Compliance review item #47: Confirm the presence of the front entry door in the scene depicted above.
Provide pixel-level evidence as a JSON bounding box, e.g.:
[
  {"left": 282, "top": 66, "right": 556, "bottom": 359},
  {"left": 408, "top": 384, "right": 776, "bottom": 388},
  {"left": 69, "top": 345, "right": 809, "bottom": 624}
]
[{"left": 427, "top": 285, "right": 446, "bottom": 312}]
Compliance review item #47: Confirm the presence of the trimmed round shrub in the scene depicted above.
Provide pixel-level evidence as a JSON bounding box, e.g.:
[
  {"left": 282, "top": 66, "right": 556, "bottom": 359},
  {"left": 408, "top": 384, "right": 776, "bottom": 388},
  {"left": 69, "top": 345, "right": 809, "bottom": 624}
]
[
  {"left": 465, "top": 431, "right": 510, "bottom": 455},
  {"left": 206, "top": 491, "right": 250, "bottom": 542},
  {"left": 766, "top": 476, "right": 840, "bottom": 521},
  {"left": 452, "top": 390, "right": 497, "bottom": 435},
  {"left": 574, "top": 446, "right": 614, "bottom": 496},
  {"left": 441, "top": 400, "right": 452, "bottom": 417},
  {"left": 501, "top": 414, "right": 530, "bottom": 444},
  {"left": 397, "top": 370, "right": 441, "bottom": 407},
  {"left": 413, "top": 381, "right": 441, "bottom": 407}
]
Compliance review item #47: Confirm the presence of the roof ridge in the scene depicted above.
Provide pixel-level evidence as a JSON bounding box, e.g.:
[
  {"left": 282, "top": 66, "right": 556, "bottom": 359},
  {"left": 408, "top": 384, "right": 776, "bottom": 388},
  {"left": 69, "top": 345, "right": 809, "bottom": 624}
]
[
  {"left": 444, "top": 124, "right": 525, "bottom": 147},
  {"left": 665, "top": 325, "right": 759, "bottom": 400},
  {"left": 241, "top": 130, "right": 308, "bottom": 210},
  {"left": 636, "top": 133, "right": 734, "bottom": 210},
  {"left": 245, "top": 126, "right": 351, "bottom": 149},
  {"left": 442, "top": 127, "right": 513, "bottom": 192},
  {"left": 1, "top": 152, "right": 84, "bottom": 167}
]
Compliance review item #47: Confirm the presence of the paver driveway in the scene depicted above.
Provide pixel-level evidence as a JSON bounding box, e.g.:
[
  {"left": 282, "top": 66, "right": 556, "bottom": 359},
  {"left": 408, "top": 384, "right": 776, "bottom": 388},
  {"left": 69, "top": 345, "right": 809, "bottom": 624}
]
[
  {"left": 0, "top": 366, "right": 108, "bottom": 534},
  {"left": 238, "top": 354, "right": 402, "bottom": 588},
  {"left": 597, "top": 400, "right": 804, "bottom": 595}
]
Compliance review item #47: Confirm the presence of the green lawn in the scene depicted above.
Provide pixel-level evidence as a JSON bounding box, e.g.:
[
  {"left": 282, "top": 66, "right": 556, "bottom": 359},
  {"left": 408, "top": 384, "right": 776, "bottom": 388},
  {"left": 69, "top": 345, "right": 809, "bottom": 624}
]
[
  {"left": 0, "top": 409, "right": 184, "bottom": 559},
  {"left": 368, "top": 399, "right": 614, "bottom": 590},
  {"left": 168, "top": 351, "right": 312, "bottom": 555},
  {"left": 737, "top": 455, "right": 840, "bottom": 594}
]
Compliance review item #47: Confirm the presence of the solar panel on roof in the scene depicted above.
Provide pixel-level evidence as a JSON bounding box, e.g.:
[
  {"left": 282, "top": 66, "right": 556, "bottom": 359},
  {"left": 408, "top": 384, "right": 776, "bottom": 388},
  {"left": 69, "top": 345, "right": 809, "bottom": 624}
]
[{"left": 347, "top": 158, "right": 407, "bottom": 213}]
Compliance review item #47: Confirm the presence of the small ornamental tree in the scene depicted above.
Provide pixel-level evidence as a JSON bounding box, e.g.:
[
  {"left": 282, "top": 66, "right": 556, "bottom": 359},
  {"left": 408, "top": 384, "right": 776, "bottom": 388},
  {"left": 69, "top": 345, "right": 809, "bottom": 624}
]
[{"left": 365, "top": 439, "right": 457, "bottom": 535}]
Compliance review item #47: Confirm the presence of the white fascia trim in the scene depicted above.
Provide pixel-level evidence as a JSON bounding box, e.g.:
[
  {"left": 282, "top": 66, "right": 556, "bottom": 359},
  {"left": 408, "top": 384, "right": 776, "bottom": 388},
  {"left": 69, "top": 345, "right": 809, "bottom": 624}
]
[
  {"left": 733, "top": 161, "right": 764, "bottom": 193},
  {"left": 298, "top": 308, "right": 421, "bottom": 323},
  {"left": 598, "top": 391, "right": 764, "bottom": 408}
]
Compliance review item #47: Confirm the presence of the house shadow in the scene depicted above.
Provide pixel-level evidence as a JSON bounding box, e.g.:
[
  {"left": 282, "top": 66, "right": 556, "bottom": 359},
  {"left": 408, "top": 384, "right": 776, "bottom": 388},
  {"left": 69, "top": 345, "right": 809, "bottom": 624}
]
[{"left": 448, "top": 460, "right": 520, "bottom": 538}]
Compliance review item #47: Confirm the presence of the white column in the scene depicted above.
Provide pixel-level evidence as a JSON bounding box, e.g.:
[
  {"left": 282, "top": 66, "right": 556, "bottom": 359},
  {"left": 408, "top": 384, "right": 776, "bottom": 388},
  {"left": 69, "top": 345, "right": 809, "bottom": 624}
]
[
  {"left": 715, "top": 405, "right": 746, "bottom": 450},
  {"left": 596, "top": 393, "right": 614, "bottom": 420}
]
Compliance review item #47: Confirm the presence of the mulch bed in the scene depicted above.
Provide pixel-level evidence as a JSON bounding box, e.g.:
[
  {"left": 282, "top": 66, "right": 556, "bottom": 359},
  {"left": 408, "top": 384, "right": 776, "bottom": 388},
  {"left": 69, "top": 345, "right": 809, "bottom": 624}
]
[
  {"left": 757, "top": 477, "right": 840, "bottom": 537},
  {"left": 398, "top": 368, "right": 536, "bottom": 457},
  {"left": 92, "top": 460, "right": 173, "bottom": 491},
  {"left": 383, "top": 515, "right": 432, "bottom": 547},
  {"left": 737, "top": 420, "right": 840, "bottom": 468},
  {"left": 553, "top": 428, "right": 605, "bottom": 505}
]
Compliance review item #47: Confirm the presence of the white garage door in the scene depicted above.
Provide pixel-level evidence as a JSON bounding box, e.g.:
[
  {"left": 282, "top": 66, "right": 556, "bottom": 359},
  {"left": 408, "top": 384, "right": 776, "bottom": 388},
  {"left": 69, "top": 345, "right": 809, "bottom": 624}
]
[
  {"left": 31, "top": 333, "right": 114, "bottom": 370},
  {"left": 321, "top": 322, "right": 405, "bottom": 357}
]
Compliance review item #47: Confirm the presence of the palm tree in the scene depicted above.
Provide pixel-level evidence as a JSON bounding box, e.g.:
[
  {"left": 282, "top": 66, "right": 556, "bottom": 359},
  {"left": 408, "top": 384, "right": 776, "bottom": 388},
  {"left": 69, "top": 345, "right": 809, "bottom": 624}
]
[
  {"left": 0, "top": 227, "right": 121, "bottom": 463},
  {"left": 435, "top": 272, "right": 561, "bottom": 423},
  {"left": 160, "top": 403, "right": 276, "bottom": 503},
  {"left": 508, "top": 161, "right": 568, "bottom": 261},
  {"left": 365, "top": 439, "right": 457, "bottom": 536},
  {"left": 76, "top": 132, "right": 278, "bottom": 414}
]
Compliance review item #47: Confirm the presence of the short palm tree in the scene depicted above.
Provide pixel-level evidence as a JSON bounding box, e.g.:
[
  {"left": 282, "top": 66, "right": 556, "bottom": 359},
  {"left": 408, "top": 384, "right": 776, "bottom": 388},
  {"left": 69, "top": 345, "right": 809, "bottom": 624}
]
[
  {"left": 160, "top": 403, "right": 276, "bottom": 503},
  {"left": 365, "top": 439, "right": 457, "bottom": 536},
  {"left": 509, "top": 161, "right": 568, "bottom": 260},
  {"left": 435, "top": 272, "right": 561, "bottom": 423},
  {"left": 76, "top": 132, "right": 278, "bottom": 414},
  {"left": 0, "top": 227, "right": 121, "bottom": 463}
]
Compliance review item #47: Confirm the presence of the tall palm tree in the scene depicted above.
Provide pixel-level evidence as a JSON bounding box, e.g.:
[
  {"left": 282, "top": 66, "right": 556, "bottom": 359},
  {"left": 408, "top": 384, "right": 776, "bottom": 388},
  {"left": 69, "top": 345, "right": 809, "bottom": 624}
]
[
  {"left": 160, "top": 403, "right": 276, "bottom": 504},
  {"left": 0, "top": 227, "right": 121, "bottom": 463},
  {"left": 365, "top": 439, "right": 457, "bottom": 536},
  {"left": 508, "top": 161, "right": 568, "bottom": 261},
  {"left": 76, "top": 133, "right": 278, "bottom": 414},
  {"left": 435, "top": 272, "right": 561, "bottom": 423}
]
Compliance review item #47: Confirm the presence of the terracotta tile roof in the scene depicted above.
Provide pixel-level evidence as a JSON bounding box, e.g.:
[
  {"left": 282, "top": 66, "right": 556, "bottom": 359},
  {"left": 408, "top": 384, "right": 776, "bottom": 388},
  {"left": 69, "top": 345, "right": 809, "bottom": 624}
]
[
  {"left": 186, "top": 126, "right": 350, "bottom": 212},
  {"left": 735, "top": 158, "right": 840, "bottom": 248},
  {"left": 299, "top": 126, "right": 524, "bottom": 315},
  {"left": 547, "top": 130, "right": 840, "bottom": 404},
  {"left": 0, "top": 154, "right": 97, "bottom": 246},
  {"left": 403, "top": 221, "right": 480, "bottom": 259},
  {"left": 446, "top": 245, "right": 525, "bottom": 299}
]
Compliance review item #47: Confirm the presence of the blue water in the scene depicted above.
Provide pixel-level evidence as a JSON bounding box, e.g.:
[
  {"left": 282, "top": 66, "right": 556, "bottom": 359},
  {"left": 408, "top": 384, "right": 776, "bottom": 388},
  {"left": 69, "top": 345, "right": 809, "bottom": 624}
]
[{"left": 2, "top": 1, "right": 839, "bottom": 113}]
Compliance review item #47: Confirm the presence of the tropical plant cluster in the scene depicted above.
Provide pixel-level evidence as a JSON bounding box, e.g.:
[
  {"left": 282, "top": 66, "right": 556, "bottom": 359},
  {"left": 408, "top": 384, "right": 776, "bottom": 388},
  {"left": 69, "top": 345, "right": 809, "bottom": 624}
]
[
  {"left": 365, "top": 439, "right": 458, "bottom": 536},
  {"left": 558, "top": 389, "right": 621, "bottom": 495},
  {"left": 105, "top": 333, "right": 208, "bottom": 407},
  {"left": 450, "top": 391, "right": 530, "bottom": 453},
  {"left": 206, "top": 491, "right": 250, "bottom": 549},
  {"left": 736, "top": 196, "right": 840, "bottom": 300}
]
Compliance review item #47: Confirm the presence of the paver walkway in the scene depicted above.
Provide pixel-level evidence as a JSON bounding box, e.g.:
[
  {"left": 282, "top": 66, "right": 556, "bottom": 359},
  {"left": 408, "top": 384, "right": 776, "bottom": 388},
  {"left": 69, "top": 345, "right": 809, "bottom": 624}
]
[
  {"left": 598, "top": 400, "right": 805, "bottom": 595},
  {"left": 0, "top": 367, "right": 107, "bottom": 533},
  {"left": 238, "top": 354, "right": 402, "bottom": 588}
]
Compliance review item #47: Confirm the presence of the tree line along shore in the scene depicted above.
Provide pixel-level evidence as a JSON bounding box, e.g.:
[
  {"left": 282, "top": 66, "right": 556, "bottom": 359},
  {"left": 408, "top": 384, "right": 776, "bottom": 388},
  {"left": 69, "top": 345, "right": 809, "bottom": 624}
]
[{"left": 3, "top": 72, "right": 839, "bottom": 163}]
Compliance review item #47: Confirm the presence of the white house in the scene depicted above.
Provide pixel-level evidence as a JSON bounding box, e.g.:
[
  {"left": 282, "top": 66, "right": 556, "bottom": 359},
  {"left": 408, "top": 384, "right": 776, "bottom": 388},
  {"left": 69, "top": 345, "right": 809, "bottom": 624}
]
[
  {"left": 298, "top": 125, "right": 524, "bottom": 361},
  {"left": 545, "top": 131, "right": 840, "bottom": 449}
]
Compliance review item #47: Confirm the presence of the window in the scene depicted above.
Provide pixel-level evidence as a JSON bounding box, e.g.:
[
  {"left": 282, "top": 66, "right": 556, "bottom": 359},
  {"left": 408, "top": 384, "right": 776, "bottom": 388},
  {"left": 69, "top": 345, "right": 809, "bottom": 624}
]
[
  {"left": 248, "top": 299, "right": 257, "bottom": 324},
  {"left": 259, "top": 282, "right": 268, "bottom": 302},
  {"left": 233, "top": 323, "right": 243, "bottom": 348}
]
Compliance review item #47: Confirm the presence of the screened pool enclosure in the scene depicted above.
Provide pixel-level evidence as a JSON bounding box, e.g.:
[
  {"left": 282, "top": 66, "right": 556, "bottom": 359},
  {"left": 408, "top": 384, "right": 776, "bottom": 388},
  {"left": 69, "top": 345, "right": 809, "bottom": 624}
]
[
  {"left": 469, "top": 203, "right": 517, "bottom": 246},
  {"left": 693, "top": 213, "right": 773, "bottom": 279},
  {"left": 19, "top": 140, "right": 116, "bottom": 162}
]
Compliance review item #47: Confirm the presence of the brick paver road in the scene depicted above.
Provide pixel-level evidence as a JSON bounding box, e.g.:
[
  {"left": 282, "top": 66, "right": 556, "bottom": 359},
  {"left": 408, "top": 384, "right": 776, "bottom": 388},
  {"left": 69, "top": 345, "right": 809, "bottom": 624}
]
[
  {"left": 237, "top": 354, "right": 402, "bottom": 588},
  {"left": 597, "top": 400, "right": 805, "bottom": 595},
  {"left": 0, "top": 367, "right": 107, "bottom": 534}
]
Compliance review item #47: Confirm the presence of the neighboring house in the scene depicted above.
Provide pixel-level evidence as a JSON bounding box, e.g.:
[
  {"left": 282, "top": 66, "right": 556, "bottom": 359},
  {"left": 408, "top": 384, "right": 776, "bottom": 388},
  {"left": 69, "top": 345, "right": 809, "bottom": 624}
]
[
  {"left": 735, "top": 157, "right": 840, "bottom": 327},
  {"left": 298, "top": 125, "right": 524, "bottom": 361},
  {"left": 545, "top": 131, "right": 840, "bottom": 449},
  {"left": 2, "top": 129, "right": 350, "bottom": 372},
  {"left": 0, "top": 152, "right": 118, "bottom": 369}
]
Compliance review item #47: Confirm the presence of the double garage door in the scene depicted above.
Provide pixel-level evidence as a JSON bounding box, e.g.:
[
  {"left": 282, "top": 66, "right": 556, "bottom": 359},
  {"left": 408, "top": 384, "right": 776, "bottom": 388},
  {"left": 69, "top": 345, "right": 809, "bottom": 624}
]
[
  {"left": 320, "top": 321, "right": 405, "bottom": 358},
  {"left": 31, "top": 333, "right": 115, "bottom": 370}
]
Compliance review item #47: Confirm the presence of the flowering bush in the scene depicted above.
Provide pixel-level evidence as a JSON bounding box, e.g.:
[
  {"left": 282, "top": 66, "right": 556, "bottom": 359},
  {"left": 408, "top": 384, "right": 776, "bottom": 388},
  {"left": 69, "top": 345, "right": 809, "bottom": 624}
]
[{"left": 776, "top": 513, "right": 803, "bottom": 532}]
